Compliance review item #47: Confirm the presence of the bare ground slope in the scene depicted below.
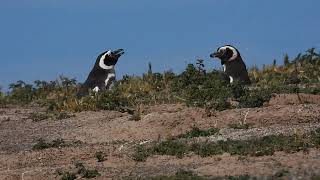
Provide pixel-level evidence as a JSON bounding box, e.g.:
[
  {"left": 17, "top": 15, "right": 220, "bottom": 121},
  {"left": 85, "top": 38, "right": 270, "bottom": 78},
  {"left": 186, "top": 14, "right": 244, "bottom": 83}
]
[{"left": 0, "top": 93, "right": 320, "bottom": 179}]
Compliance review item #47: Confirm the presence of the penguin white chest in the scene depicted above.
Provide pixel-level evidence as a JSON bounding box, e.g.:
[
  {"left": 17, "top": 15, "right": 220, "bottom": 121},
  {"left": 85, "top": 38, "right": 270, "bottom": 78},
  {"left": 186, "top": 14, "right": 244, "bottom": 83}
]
[
  {"left": 105, "top": 73, "right": 116, "bottom": 87},
  {"left": 92, "top": 86, "right": 100, "bottom": 92},
  {"left": 229, "top": 76, "right": 234, "bottom": 83}
]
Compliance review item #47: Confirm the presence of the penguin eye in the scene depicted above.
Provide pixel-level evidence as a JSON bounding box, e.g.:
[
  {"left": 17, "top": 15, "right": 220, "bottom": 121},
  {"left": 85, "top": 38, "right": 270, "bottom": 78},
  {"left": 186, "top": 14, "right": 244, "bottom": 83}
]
[{"left": 106, "top": 50, "right": 112, "bottom": 56}]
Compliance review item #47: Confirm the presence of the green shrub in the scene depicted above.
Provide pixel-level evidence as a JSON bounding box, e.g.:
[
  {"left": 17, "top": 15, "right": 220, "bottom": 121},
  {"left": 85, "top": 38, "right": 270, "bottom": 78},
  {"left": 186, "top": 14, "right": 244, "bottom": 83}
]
[
  {"left": 75, "top": 163, "right": 100, "bottom": 178},
  {"left": 7, "top": 81, "right": 35, "bottom": 104},
  {"left": 172, "top": 64, "right": 232, "bottom": 110},
  {"left": 28, "top": 113, "right": 51, "bottom": 122},
  {"left": 133, "top": 129, "right": 320, "bottom": 161},
  {"left": 177, "top": 127, "right": 219, "bottom": 139},
  {"left": 238, "top": 88, "right": 272, "bottom": 108},
  {"left": 58, "top": 171, "right": 77, "bottom": 180},
  {"left": 95, "top": 151, "right": 106, "bottom": 162},
  {"left": 0, "top": 48, "right": 319, "bottom": 113},
  {"left": 32, "top": 138, "right": 82, "bottom": 150},
  {"left": 32, "top": 138, "right": 67, "bottom": 150}
]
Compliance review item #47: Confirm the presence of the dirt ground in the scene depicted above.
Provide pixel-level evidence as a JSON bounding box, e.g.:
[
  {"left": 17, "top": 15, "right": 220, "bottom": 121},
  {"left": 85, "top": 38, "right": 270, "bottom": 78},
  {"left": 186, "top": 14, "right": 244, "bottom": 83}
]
[{"left": 0, "top": 93, "right": 320, "bottom": 179}]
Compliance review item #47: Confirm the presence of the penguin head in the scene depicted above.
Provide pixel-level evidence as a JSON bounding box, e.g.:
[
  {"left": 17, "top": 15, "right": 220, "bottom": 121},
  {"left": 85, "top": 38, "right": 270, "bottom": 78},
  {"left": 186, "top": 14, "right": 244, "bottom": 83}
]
[
  {"left": 97, "top": 49, "right": 125, "bottom": 70},
  {"left": 210, "top": 45, "right": 240, "bottom": 65}
]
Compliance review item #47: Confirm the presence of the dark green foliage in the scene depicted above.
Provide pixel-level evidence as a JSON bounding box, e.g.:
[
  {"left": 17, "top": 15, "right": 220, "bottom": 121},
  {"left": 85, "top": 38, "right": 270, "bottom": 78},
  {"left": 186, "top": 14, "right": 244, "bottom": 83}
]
[
  {"left": 192, "top": 134, "right": 310, "bottom": 157},
  {"left": 28, "top": 112, "right": 51, "bottom": 122},
  {"left": 129, "top": 110, "right": 142, "bottom": 121},
  {"left": 54, "top": 112, "right": 75, "bottom": 120},
  {"left": 0, "top": 89, "right": 5, "bottom": 107},
  {"left": 58, "top": 171, "right": 77, "bottom": 180},
  {"left": 177, "top": 127, "right": 220, "bottom": 139},
  {"left": 274, "top": 169, "right": 289, "bottom": 178},
  {"left": 133, "top": 129, "right": 320, "bottom": 161},
  {"left": 172, "top": 64, "right": 232, "bottom": 110},
  {"left": 8, "top": 80, "right": 35, "bottom": 104},
  {"left": 32, "top": 138, "right": 82, "bottom": 150},
  {"left": 32, "top": 138, "right": 67, "bottom": 150},
  {"left": 311, "top": 175, "right": 320, "bottom": 180},
  {"left": 225, "top": 175, "right": 253, "bottom": 180},
  {"left": 75, "top": 163, "right": 100, "bottom": 178},
  {"left": 95, "top": 151, "right": 106, "bottom": 162},
  {"left": 149, "top": 170, "right": 205, "bottom": 180},
  {"left": 133, "top": 140, "right": 187, "bottom": 162},
  {"left": 132, "top": 145, "right": 150, "bottom": 162},
  {"left": 152, "top": 140, "right": 188, "bottom": 158},
  {"left": 58, "top": 163, "right": 100, "bottom": 180},
  {"left": 311, "top": 128, "right": 320, "bottom": 146},
  {"left": 28, "top": 112, "right": 74, "bottom": 122},
  {"left": 128, "top": 170, "right": 256, "bottom": 180},
  {"left": 284, "top": 54, "right": 290, "bottom": 67},
  {"left": 0, "top": 48, "right": 319, "bottom": 113},
  {"left": 238, "top": 88, "right": 272, "bottom": 108}
]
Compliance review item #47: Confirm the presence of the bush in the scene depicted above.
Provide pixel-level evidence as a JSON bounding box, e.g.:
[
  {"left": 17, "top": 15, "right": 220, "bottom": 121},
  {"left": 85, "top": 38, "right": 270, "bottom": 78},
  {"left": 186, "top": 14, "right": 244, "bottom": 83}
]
[
  {"left": 177, "top": 127, "right": 219, "bottom": 139},
  {"left": 172, "top": 64, "right": 232, "bottom": 110},
  {"left": 0, "top": 48, "right": 319, "bottom": 112},
  {"left": 95, "top": 151, "right": 106, "bottom": 162},
  {"left": 75, "top": 163, "right": 100, "bottom": 178},
  {"left": 238, "top": 88, "right": 272, "bottom": 108},
  {"left": 133, "top": 129, "right": 320, "bottom": 161}
]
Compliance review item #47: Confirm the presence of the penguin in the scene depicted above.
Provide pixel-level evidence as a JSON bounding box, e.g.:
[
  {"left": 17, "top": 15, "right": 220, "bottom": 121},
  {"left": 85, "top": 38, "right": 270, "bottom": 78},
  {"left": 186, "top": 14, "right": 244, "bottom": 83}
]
[
  {"left": 210, "top": 45, "right": 251, "bottom": 85},
  {"left": 77, "top": 49, "right": 124, "bottom": 97}
]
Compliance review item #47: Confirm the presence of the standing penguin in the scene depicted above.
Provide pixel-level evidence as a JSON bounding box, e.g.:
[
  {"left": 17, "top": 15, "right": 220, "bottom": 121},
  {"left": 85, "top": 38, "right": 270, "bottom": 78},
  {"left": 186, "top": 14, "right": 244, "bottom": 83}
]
[
  {"left": 210, "top": 45, "right": 251, "bottom": 85},
  {"left": 77, "top": 49, "right": 125, "bottom": 96}
]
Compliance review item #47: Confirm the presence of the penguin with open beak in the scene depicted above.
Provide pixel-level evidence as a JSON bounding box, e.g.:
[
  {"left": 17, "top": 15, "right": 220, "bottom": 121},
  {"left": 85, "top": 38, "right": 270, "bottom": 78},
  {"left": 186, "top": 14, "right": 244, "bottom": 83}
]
[
  {"left": 210, "top": 45, "right": 251, "bottom": 85},
  {"left": 77, "top": 49, "right": 125, "bottom": 97}
]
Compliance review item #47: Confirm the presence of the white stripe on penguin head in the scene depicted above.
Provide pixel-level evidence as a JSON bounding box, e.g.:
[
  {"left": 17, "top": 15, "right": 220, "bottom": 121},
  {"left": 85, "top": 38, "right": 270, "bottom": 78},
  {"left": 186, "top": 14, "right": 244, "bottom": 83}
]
[
  {"left": 218, "top": 45, "right": 238, "bottom": 61},
  {"left": 99, "top": 50, "right": 114, "bottom": 70}
]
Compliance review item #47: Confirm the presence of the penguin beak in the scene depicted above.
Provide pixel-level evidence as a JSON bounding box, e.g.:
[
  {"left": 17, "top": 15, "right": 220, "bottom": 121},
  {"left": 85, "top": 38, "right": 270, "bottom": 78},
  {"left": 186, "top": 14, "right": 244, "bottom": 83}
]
[
  {"left": 111, "top": 49, "right": 125, "bottom": 58},
  {"left": 210, "top": 51, "right": 222, "bottom": 58}
]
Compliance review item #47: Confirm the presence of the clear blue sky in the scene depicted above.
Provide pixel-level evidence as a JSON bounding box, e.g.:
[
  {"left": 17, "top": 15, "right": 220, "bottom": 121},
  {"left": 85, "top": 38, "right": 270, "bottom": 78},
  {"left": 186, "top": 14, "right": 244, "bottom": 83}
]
[{"left": 0, "top": 0, "right": 319, "bottom": 90}]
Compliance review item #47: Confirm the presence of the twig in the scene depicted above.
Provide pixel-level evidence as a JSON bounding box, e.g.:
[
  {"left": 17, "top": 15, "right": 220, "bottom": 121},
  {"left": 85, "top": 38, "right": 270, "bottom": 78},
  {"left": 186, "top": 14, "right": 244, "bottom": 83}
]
[{"left": 243, "top": 109, "right": 250, "bottom": 125}]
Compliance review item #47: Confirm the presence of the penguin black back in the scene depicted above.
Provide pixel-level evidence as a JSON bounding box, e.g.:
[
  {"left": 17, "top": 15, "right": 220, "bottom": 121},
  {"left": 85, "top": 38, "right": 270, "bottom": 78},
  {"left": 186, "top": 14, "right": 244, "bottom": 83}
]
[
  {"left": 77, "top": 49, "right": 124, "bottom": 97},
  {"left": 210, "top": 45, "right": 251, "bottom": 85}
]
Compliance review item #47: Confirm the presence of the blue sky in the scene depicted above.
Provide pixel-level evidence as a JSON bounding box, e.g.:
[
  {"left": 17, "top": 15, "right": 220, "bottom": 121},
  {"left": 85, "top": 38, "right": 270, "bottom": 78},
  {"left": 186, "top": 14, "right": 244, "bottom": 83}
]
[{"left": 0, "top": 0, "right": 319, "bottom": 90}]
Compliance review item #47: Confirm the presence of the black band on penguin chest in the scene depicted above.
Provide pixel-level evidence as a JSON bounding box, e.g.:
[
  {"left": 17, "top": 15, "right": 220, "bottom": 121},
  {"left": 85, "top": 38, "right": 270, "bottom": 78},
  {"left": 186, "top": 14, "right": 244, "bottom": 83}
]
[
  {"left": 224, "top": 59, "right": 245, "bottom": 76},
  {"left": 89, "top": 68, "right": 114, "bottom": 81}
]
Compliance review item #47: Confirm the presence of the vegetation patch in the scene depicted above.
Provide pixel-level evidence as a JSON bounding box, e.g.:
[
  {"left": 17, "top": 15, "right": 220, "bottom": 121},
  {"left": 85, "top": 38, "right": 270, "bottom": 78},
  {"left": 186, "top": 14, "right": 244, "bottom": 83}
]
[
  {"left": 133, "top": 140, "right": 187, "bottom": 162},
  {"left": 28, "top": 112, "right": 51, "bottom": 122},
  {"left": 177, "top": 127, "right": 220, "bottom": 139},
  {"left": 125, "top": 170, "right": 256, "bottom": 180},
  {"left": 57, "top": 163, "right": 100, "bottom": 180},
  {"left": 146, "top": 170, "right": 206, "bottom": 180},
  {"left": 32, "top": 138, "right": 82, "bottom": 150},
  {"left": 54, "top": 112, "right": 75, "bottom": 120},
  {"left": 57, "top": 171, "right": 77, "bottom": 180},
  {"left": 129, "top": 110, "right": 142, "bottom": 121},
  {"left": 28, "top": 111, "right": 75, "bottom": 122},
  {"left": 0, "top": 48, "right": 319, "bottom": 113},
  {"left": 75, "top": 162, "right": 101, "bottom": 178},
  {"left": 133, "top": 129, "right": 320, "bottom": 161},
  {"left": 95, "top": 151, "right": 107, "bottom": 162}
]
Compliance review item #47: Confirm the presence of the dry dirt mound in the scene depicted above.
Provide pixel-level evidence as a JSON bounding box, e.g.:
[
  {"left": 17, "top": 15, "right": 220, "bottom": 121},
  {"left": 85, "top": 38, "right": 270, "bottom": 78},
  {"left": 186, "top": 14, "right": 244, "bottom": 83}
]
[
  {"left": 269, "top": 93, "right": 320, "bottom": 105},
  {"left": 0, "top": 94, "right": 320, "bottom": 179}
]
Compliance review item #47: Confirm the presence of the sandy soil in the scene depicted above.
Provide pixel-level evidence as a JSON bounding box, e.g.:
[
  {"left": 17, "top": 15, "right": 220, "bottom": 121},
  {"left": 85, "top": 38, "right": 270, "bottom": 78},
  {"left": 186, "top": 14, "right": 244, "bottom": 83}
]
[{"left": 0, "top": 93, "right": 320, "bottom": 179}]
